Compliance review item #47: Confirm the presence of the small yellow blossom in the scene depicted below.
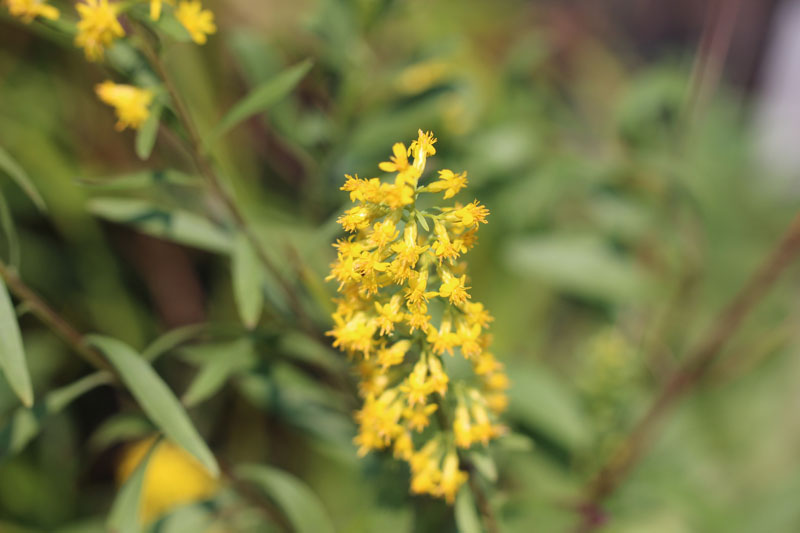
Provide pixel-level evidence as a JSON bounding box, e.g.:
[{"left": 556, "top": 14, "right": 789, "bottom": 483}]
[
  {"left": 4, "top": 0, "right": 58, "bottom": 23},
  {"left": 328, "top": 130, "right": 507, "bottom": 503},
  {"left": 175, "top": 0, "right": 216, "bottom": 45},
  {"left": 95, "top": 81, "right": 154, "bottom": 131},
  {"left": 428, "top": 169, "right": 468, "bottom": 199},
  {"left": 75, "top": 0, "right": 124, "bottom": 61}
]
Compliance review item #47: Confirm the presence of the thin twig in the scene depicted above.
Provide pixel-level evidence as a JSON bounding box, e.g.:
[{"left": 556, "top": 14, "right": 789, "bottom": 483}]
[
  {"left": 137, "top": 35, "right": 313, "bottom": 333},
  {"left": 579, "top": 213, "right": 800, "bottom": 527},
  {"left": 0, "top": 260, "right": 111, "bottom": 372}
]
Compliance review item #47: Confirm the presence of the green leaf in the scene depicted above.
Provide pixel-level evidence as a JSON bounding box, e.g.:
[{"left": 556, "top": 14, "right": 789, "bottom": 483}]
[
  {"left": 235, "top": 464, "right": 335, "bottom": 533},
  {"left": 181, "top": 339, "right": 256, "bottom": 407},
  {"left": 232, "top": 234, "right": 265, "bottom": 329},
  {"left": 206, "top": 59, "right": 313, "bottom": 147},
  {"left": 455, "top": 485, "right": 483, "bottom": 533},
  {"left": 135, "top": 100, "right": 163, "bottom": 160},
  {"left": 0, "top": 371, "right": 112, "bottom": 458},
  {"left": 0, "top": 191, "right": 20, "bottom": 268},
  {"left": 415, "top": 211, "right": 430, "bottom": 231},
  {"left": 88, "top": 197, "right": 231, "bottom": 254},
  {"left": 142, "top": 323, "right": 208, "bottom": 363},
  {"left": 107, "top": 438, "right": 160, "bottom": 533},
  {"left": 503, "top": 234, "right": 650, "bottom": 303},
  {"left": 88, "top": 413, "right": 154, "bottom": 452},
  {"left": 507, "top": 365, "right": 590, "bottom": 452},
  {"left": 0, "top": 145, "right": 46, "bottom": 211},
  {"left": 87, "top": 335, "right": 219, "bottom": 477},
  {"left": 0, "top": 277, "right": 33, "bottom": 407},
  {"left": 77, "top": 170, "right": 199, "bottom": 191}
]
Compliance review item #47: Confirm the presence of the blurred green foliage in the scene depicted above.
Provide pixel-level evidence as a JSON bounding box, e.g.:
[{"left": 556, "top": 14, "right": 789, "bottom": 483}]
[{"left": 2, "top": 0, "right": 800, "bottom": 532}]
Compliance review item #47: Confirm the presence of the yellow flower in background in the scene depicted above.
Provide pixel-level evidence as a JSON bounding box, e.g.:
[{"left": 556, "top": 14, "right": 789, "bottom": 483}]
[
  {"left": 175, "top": 1, "right": 216, "bottom": 45},
  {"left": 4, "top": 0, "right": 59, "bottom": 23},
  {"left": 117, "top": 438, "right": 218, "bottom": 524},
  {"left": 95, "top": 81, "right": 154, "bottom": 130},
  {"left": 327, "top": 130, "right": 508, "bottom": 502},
  {"left": 75, "top": 0, "right": 124, "bottom": 61}
]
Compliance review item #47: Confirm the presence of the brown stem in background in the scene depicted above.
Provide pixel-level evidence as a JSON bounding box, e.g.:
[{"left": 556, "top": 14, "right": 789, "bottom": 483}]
[
  {"left": 0, "top": 260, "right": 111, "bottom": 372},
  {"left": 578, "top": 213, "right": 800, "bottom": 529},
  {"left": 138, "top": 36, "right": 314, "bottom": 334}
]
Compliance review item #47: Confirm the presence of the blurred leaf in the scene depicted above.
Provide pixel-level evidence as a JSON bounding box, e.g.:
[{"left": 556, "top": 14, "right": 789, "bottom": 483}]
[
  {"left": 468, "top": 451, "right": 498, "bottom": 483},
  {"left": 232, "top": 234, "right": 265, "bottom": 329},
  {"left": 0, "top": 191, "right": 19, "bottom": 268},
  {"left": 504, "top": 234, "right": 650, "bottom": 302},
  {"left": 0, "top": 145, "right": 46, "bottom": 211},
  {"left": 88, "top": 414, "right": 154, "bottom": 452},
  {"left": 152, "top": 10, "right": 192, "bottom": 42},
  {"left": 507, "top": 365, "right": 590, "bottom": 451},
  {"left": 0, "top": 277, "right": 33, "bottom": 407},
  {"left": 181, "top": 338, "right": 256, "bottom": 407},
  {"left": 77, "top": 170, "right": 199, "bottom": 191},
  {"left": 88, "top": 335, "right": 219, "bottom": 476},
  {"left": 235, "top": 464, "right": 335, "bottom": 533},
  {"left": 0, "top": 372, "right": 112, "bottom": 458},
  {"left": 277, "top": 331, "right": 345, "bottom": 374},
  {"left": 135, "top": 101, "right": 162, "bottom": 161},
  {"left": 159, "top": 505, "right": 213, "bottom": 533},
  {"left": 206, "top": 59, "right": 313, "bottom": 146},
  {"left": 454, "top": 485, "right": 483, "bottom": 533},
  {"left": 88, "top": 197, "right": 231, "bottom": 254},
  {"left": 142, "top": 323, "right": 207, "bottom": 363},
  {"left": 107, "top": 438, "right": 160, "bottom": 533}
]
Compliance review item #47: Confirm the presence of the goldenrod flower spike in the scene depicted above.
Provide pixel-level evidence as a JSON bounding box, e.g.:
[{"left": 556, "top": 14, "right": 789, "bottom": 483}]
[
  {"left": 327, "top": 130, "right": 508, "bottom": 502},
  {"left": 175, "top": 0, "right": 216, "bottom": 45},
  {"left": 75, "top": 0, "right": 124, "bottom": 61},
  {"left": 4, "top": 0, "right": 59, "bottom": 23},
  {"left": 95, "top": 81, "right": 154, "bottom": 131}
]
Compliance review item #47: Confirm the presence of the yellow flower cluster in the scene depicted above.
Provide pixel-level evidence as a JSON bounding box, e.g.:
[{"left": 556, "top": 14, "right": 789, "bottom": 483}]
[
  {"left": 4, "top": 0, "right": 216, "bottom": 60},
  {"left": 95, "top": 81, "right": 154, "bottom": 130},
  {"left": 3, "top": 0, "right": 58, "bottom": 23},
  {"left": 327, "top": 130, "right": 508, "bottom": 503}
]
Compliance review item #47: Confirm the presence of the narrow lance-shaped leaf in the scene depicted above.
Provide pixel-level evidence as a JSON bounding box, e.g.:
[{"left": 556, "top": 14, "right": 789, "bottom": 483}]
[
  {"left": 181, "top": 339, "right": 256, "bottom": 407},
  {"left": 235, "top": 464, "right": 335, "bottom": 533},
  {"left": 141, "top": 323, "right": 208, "bottom": 363},
  {"left": 135, "top": 99, "right": 163, "bottom": 161},
  {"left": 0, "top": 277, "right": 33, "bottom": 407},
  {"left": 455, "top": 485, "right": 483, "bottom": 533},
  {"left": 88, "top": 335, "right": 219, "bottom": 476},
  {"left": 0, "top": 371, "right": 112, "bottom": 458},
  {"left": 88, "top": 198, "right": 232, "bottom": 254},
  {"left": 0, "top": 145, "right": 46, "bottom": 211},
  {"left": 232, "top": 234, "right": 265, "bottom": 329},
  {"left": 107, "top": 437, "right": 161, "bottom": 533},
  {"left": 0, "top": 190, "right": 20, "bottom": 268},
  {"left": 205, "top": 59, "right": 313, "bottom": 147}
]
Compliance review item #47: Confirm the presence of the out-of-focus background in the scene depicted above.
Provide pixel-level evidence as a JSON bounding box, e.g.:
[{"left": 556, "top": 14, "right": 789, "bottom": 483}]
[{"left": 3, "top": 0, "right": 800, "bottom": 531}]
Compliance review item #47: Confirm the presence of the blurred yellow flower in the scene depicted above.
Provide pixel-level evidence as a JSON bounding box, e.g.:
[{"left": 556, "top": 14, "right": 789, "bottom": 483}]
[
  {"left": 95, "top": 81, "right": 154, "bottom": 131},
  {"left": 4, "top": 0, "right": 58, "bottom": 23},
  {"left": 175, "top": 1, "right": 216, "bottom": 45},
  {"left": 75, "top": 0, "right": 124, "bottom": 61},
  {"left": 117, "top": 437, "right": 218, "bottom": 524}
]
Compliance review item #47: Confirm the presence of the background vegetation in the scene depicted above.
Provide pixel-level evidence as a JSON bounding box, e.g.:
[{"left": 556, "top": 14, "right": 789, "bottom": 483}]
[{"left": 2, "top": 0, "right": 800, "bottom": 531}]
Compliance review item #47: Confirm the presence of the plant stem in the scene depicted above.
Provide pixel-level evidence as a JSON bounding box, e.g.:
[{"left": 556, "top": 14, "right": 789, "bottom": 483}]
[
  {"left": 0, "top": 260, "right": 111, "bottom": 372},
  {"left": 139, "top": 39, "right": 313, "bottom": 333},
  {"left": 579, "top": 213, "right": 800, "bottom": 526}
]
